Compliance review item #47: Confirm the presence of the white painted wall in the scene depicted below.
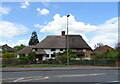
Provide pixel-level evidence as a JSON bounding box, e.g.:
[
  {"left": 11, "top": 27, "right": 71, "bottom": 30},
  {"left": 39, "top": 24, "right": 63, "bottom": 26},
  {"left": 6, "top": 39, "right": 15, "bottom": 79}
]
[{"left": 43, "top": 49, "right": 65, "bottom": 60}]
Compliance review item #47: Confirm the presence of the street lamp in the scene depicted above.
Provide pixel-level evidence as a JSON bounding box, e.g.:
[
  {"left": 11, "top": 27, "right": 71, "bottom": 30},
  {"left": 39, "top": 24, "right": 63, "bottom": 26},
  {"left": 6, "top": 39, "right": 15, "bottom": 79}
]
[{"left": 67, "top": 14, "right": 70, "bottom": 66}]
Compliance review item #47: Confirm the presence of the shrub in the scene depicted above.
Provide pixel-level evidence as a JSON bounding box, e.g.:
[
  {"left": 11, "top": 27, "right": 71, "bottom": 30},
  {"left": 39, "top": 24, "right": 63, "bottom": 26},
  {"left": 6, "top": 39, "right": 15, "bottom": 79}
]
[{"left": 28, "top": 51, "right": 36, "bottom": 64}]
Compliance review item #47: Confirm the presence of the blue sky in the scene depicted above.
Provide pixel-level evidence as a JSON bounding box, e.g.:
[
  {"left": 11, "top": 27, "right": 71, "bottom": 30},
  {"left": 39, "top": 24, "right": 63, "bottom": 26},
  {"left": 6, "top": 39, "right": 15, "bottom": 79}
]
[{"left": 0, "top": 2, "right": 118, "bottom": 49}]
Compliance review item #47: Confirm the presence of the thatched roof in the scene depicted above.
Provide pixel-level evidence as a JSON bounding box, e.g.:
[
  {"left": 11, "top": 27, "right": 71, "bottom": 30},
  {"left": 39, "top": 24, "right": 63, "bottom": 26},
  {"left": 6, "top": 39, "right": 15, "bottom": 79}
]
[
  {"left": 17, "top": 46, "right": 46, "bottom": 55},
  {"left": 36, "top": 49, "right": 46, "bottom": 54},
  {"left": 17, "top": 46, "right": 33, "bottom": 54},
  {"left": 35, "top": 35, "right": 92, "bottom": 50}
]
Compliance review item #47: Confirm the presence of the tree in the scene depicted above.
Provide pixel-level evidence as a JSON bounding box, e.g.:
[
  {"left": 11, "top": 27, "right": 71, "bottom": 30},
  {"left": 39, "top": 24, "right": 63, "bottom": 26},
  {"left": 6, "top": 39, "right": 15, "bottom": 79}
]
[
  {"left": 2, "top": 52, "right": 16, "bottom": 59},
  {"left": 55, "top": 49, "right": 77, "bottom": 64},
  {"left": 29, "top": 31, "right": 39, "bottom": 46},
  {"left": 115, "top": 42, "right": 120, "bottom": 61},
  {"left": 28, "top": 51, "right": 36, "bottom": 64},
  {"left": 2, "top": 52, "right": 18, "bottom": 66},
  {"left": 94, "top": 43, "right": 104, "bottom": 49},
  {"left": 14, "top": 44, "right": 26, "bottom": 52},
  {"left": 19, "top": 56, "right": 29, "bottom": 65}
]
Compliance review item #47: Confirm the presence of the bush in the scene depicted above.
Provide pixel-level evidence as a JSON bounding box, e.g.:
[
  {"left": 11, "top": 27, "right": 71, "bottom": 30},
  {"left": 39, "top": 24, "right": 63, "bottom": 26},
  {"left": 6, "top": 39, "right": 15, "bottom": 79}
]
[
  {"left": 2, "top": 58, "right": 19, "bottom": 67},
  {"left": 2, "top": 52, "right": 16, "bottom": 59},
  {"left": 28, "top": 51, "right": 36, "bottom": 64},
  {"left": 19, "top": 56, "right": 29, "bottom": 65},
  {"left": 2, "top": 52, "right": 18, "bottom": 66}
]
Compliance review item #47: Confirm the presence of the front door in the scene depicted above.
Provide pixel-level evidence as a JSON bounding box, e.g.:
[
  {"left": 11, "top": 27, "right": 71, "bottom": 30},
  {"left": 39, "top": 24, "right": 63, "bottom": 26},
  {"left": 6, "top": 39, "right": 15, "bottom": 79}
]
[{"left": 36, "top": 54, "right": 43, "bottom": 61}]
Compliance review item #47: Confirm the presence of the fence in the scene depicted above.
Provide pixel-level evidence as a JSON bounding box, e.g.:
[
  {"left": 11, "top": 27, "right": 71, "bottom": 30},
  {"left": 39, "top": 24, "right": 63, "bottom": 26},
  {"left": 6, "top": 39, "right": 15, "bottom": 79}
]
[{"left": 69, "top": 60, "right": 116, "bottom": 66}]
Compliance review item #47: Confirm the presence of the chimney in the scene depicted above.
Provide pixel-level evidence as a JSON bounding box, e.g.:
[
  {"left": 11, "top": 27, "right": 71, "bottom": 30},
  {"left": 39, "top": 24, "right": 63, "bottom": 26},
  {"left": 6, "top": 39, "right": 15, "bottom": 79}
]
[{"left": 61, "top": 31, "right": 65, "bottom": 36}]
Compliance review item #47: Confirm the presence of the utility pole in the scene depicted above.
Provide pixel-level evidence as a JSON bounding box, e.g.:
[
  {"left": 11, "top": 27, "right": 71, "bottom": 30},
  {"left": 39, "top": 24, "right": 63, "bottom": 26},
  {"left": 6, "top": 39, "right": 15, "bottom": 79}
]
[{"left": 67, "top": 14, "right": 70, "bottom": 66}]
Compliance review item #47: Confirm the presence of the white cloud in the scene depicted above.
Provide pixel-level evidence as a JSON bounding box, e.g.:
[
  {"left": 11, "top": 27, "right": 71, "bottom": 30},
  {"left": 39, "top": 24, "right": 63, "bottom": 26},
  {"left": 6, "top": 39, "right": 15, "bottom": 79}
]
[
  {"left": 0, "top": 21, "right": 29, "bottom": 37},
  {"left": 39, "top": 14, "right": 97, "bottom": 34},
  {"left": 14, "top": 39, "right": 29, "bottom": 46},
  {"left": 37, "top": 8, "right": 49, "bottom": 15},
  {"left": 35, "top": 14, "right": 118, "bottom": 49},
  {"left": 21, "top": 1, "right": 30, "bottom": 8},
  {"left": 0, "top": 39, "right": 29, "bottom": 48},
  {"left": 34, "top": 24, "right": 43, "bottom": 28},
  {"left": 89, "top": 17, "right": 118, "bottom": 49},
  {"left": 0, "top": 6, "right": 10, "bottom": 15}
]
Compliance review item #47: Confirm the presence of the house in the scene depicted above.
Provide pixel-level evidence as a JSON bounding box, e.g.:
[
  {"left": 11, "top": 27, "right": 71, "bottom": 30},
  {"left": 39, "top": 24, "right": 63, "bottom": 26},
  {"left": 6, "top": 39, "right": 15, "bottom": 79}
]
[
  {"left": 17, "top": 31, "right": 93, "bottom": 61},
  {"left": 93, "top": 45, "right": 114, "bottom": 54},
  {"left": 1, "top": 44, "right": 14, "bottom": 53}
]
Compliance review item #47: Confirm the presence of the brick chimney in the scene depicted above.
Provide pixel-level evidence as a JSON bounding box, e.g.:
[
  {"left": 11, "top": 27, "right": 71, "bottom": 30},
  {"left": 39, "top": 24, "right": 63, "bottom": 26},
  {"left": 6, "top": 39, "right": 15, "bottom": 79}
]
[{"left": 61, "top": 31, "right": 65, "bottom": 36}]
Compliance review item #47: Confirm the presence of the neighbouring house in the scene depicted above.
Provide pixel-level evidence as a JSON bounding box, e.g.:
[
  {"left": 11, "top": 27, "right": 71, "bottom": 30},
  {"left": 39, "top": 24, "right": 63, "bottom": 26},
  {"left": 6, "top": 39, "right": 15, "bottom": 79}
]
[
  {"left": 17, "top": 46, "right": 46, "bottom": 61},
  {"left": 17, "top": 31, "right": 93, "bottom": 61},
  {"left": 1, "top": 44, "right": 14, "bottom": 53},
  {"left": 17, "top": 46, "right": 34, "bottom": 58},
  {"left": 93, "top": 45, "right": 114, "bottom": 54}
]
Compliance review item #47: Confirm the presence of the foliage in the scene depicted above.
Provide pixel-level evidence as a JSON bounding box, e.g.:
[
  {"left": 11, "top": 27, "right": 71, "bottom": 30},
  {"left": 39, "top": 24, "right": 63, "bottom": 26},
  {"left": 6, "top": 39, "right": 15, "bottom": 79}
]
[
  {"left": 14, "top": 44, "right": 26, "bottom": 52},
  {"left": 56, "top": 54, "right": 67, "bottom": 64},
  {"left": 28, "top": 51, "right": 36, "bottom": 64},
  {"left": 2, "top": 58, "right": 19, "bottom": 67},
  {"left": 55, "top": 49, "right": 77, "bottom": 64},
  {"left": 2, "top": 52, "right": 16, "bottom": 59},
  {"left": 19, "top": 56, "right": 29, "bottom": 65},
  {"left": 93, "top": 49, "right": 118, "bottom": 61},
  {"left": 94, "top": 43, "right": 104, "bottom": 49},
  {"left": 116, "top": 50, "right": 120, "bottom": 62},
  {"left": 15, "top": 64, "right": 65, "bottom": 67},
  {"left": 28, "top": 31, "right": 39, "bottom": 46},
  {"left": 2, "top": 52, "right": 18, "bottom": 66}
]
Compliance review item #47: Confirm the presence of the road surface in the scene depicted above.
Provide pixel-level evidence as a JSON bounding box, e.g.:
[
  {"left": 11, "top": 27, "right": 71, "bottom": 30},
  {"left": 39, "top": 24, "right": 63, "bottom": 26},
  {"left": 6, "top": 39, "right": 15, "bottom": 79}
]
[{"left": 2, "top": 69, "right": 119, "bottom": 83}]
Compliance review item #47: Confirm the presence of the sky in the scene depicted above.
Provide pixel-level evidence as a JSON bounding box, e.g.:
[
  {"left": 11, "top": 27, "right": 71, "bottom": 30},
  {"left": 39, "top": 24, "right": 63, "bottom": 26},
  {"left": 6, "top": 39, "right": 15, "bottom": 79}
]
[{"left": 0, "top": 1, "right": 118, "bottom": 49}]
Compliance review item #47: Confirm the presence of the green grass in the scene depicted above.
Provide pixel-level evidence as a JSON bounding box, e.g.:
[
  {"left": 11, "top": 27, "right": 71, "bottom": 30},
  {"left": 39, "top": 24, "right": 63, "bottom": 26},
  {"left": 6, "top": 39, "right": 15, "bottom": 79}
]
[
  {"left": 15, "top": 64, "right": 66, "bottom": 68},
  {"left": 0, "top": 64, "right": 2, "bottom": 67}
]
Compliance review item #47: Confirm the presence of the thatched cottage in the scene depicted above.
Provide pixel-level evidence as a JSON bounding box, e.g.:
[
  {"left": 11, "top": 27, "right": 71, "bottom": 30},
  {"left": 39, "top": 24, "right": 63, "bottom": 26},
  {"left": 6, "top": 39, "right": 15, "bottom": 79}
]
[{"left": 17, "top": 31, "right": 92, "bottom": 61}]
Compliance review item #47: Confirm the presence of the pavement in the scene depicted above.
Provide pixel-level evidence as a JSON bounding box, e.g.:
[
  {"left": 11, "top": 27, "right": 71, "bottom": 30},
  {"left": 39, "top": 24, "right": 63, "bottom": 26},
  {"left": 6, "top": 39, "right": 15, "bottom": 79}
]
[{"left": 1, "top": 66, "right": 120, "bottom": 72}]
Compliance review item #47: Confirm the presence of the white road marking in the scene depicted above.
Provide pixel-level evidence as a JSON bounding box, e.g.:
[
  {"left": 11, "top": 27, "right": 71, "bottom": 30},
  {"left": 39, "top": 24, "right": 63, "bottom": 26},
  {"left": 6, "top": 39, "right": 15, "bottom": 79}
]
[
  {"left": 41, "top": 76, "right": 49, "bottom": 80},
  {"left": 14, "top": 76, "right": 49, "bottom": 82},
  {"left": 108, "top": 80, "right": 119, "bottom": 82},
  {"left": 13, "top": 78, "right": 24, "bottom": 82},
  {"left": 89, "top": 73, "right": 106, "bottom": 76},
  {"left": 57, "top": 73, "right": 106, "bottom": 78},
  {"left": 57, "top": 74, "right": 88, "bottom": 77},
  {"left": 3, "top": 72, "right": 118, "bottom": 82}
]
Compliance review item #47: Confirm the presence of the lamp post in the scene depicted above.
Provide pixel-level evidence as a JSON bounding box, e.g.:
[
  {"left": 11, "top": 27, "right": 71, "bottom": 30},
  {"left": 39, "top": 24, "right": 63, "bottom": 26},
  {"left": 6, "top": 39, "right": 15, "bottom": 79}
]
[{"left": 67, "top": 14, "right": 70, "bottom": 66}]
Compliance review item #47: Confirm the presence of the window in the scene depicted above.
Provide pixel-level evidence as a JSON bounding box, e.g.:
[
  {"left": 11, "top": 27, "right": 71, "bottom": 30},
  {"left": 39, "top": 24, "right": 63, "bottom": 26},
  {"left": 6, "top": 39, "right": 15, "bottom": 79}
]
[
  {"left": 46, "top": 54, "right": 49, "bottom": 57},
  {"left": 85, "top": 54, "right": 90, "bottom": 58},
  {"left": 51, "top": 49, "right": 55, "bottom": 51},
  {"left": 77, "top": 53, "right": 84, "bottom": 58},
  {"left": 60, "top": 49, "right": 63, "bottom": 51},
  {"left": 83, "top": 49, "right": 86, "bottom": 52},
  {"left": 51, "top": 54, "right": 55, "bottom": 57}
]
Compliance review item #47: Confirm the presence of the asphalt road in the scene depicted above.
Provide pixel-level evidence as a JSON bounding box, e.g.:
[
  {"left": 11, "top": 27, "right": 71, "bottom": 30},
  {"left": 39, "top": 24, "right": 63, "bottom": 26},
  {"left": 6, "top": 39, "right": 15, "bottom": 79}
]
[{"left": 2, "top": 69, "right": 119, "bottom": 83}]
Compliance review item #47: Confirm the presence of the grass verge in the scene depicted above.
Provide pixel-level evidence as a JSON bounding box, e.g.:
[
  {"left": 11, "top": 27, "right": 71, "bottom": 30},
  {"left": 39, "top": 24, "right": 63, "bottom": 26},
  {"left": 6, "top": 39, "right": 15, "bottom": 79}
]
[{"left": 14, "top": 64, "right": 66, "bottom": 68}]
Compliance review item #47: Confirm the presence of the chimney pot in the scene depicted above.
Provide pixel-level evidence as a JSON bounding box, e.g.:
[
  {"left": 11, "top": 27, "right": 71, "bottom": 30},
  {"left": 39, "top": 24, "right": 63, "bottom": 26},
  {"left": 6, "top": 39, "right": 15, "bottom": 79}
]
[{"left": 61, "top": 31, "right": 65, "bottom": 36}]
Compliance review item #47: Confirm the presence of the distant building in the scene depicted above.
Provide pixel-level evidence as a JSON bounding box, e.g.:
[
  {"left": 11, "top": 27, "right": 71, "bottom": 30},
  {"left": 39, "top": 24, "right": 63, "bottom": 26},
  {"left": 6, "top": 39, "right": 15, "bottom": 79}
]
[
  {"left": 93, "top": 45, "right": 114, "bottom": 54},
  {"left": 1, "top": 44, "right": 14, "bottom": 53},
  {"left": 17, "top": 31, "right": 93, "bottom": 61}
]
